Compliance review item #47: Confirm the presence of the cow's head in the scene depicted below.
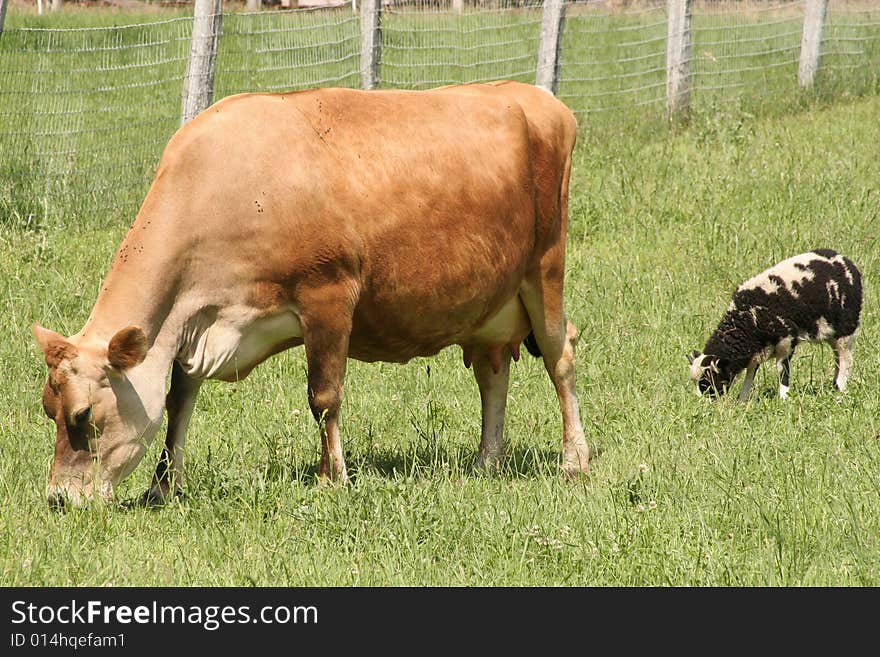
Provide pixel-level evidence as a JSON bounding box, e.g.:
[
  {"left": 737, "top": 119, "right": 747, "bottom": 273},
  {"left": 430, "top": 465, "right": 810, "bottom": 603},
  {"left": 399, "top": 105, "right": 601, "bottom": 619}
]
[
  {"left": 687, "top": 350, "right": 732, "bottom": 398},
  {"left": 32, "top": 324, "right": 158, "bottom": 508}
]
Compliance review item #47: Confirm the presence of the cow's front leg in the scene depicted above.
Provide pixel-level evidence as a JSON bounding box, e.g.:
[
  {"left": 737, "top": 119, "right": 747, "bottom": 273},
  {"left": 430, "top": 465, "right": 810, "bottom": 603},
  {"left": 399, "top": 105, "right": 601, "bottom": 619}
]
[
  {"left": 301, "top": 294, "right": 353, "bottom": 485},
  {"left": 141, "top": 361, "right": 201, "bottom": 506},
  {"left": 472, "top": 345, "right": 512, "bottom": 472}
]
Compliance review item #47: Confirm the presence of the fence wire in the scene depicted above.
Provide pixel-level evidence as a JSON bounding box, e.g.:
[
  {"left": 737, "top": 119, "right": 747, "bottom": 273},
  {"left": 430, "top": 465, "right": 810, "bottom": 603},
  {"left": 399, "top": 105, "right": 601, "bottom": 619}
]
[
  {"left": 690, "top": 1, "right": 806, "bottom": 108},
  {"left": 0, "top": 17, "right": 192, "bottom": 224},
  {"left": 215, "top": 5, "right": 359, "bottom": 96},
  {"left": 558, "top": 0, "right": 668, "bottom": 117},
  {"left": 0, "top": 0, "right": 879, "bottom": 227},
  {"left": 823, "top": 2, "right": 880, "bottom": 93},
  {"left": 381, "top": 0, "right": 544, "bottom": 89}
]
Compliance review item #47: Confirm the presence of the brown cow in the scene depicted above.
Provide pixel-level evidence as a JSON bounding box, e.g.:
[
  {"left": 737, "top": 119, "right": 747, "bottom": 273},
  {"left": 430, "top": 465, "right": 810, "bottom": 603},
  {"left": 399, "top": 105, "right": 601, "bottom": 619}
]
[{"left": 32, "top": 81, "right": 589, "bottom": 507}]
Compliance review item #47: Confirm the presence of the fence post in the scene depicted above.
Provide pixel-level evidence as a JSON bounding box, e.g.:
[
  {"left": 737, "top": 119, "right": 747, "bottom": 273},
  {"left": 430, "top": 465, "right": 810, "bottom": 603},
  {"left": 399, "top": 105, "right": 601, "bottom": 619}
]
[
  {"left": 535, "top": 0, "right": 565, "bottom": 94},
  {"left": 0, "top": 0, "right": 8, "bottom": 35},
  {"left": 798, "top": 0, "right": 828, "bottom": 88},
  {"left": 360, "top": 0, "right": 381, "bottom": 90},
  {"left": 181, "top": 0, "right": 223, "bottom": 126},
  {"left": 666, "top": 0, "right": 693, "bottom": 118}
]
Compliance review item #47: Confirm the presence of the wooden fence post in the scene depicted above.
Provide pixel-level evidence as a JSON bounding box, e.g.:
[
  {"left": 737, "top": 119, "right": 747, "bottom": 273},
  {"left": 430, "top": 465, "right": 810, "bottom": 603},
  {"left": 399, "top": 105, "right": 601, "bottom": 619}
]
[
  {"left": 798, "top": 0, "right": 828, "bottom": 88},
  {"left": 666, "top": 0, "right": 693, "bottom": 118},
  {"left": 360, "top": 0, "right": 381, "bottom": 90},
  {"left": 181, "top": 0, "right": 223, "bottom": 126},
  {"left": 536, "top": 0, "right": 565, "bottom": 94},
  {"left": 0, "top": 0, "right": 8, "bottom": 35}
]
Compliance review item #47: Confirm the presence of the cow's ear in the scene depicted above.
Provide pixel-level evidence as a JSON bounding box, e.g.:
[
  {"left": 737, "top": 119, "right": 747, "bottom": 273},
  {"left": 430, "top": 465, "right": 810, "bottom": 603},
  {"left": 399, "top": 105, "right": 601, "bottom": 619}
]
[
  {"left": 32, "top": 324, "right": 77, "bottom": 367},
  {"left": 107, "top": 326, "right": 148, "bottom": 371}
]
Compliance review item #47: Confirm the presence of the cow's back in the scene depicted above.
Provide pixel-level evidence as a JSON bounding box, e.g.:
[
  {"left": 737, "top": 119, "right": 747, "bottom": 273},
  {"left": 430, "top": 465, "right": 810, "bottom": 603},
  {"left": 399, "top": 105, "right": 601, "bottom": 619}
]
[
  {"left": 145, "top": 87, "right": 540, "bottom": 363},
  {"left": 433, "top": 81, "right": 577, "bottom": 250}
]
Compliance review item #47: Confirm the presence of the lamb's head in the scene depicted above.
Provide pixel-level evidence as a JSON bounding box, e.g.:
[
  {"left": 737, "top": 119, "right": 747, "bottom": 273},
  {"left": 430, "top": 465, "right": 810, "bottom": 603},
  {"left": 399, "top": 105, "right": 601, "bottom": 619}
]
[{"left": 687, "top": 351, "right": 734, "bottom": 398}]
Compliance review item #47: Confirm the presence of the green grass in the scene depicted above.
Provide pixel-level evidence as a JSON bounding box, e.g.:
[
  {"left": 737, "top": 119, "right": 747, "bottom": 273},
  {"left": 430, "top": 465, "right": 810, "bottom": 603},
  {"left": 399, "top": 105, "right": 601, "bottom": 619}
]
[{"left": 2, "top": 92, "right": 879, "bottom": 586}]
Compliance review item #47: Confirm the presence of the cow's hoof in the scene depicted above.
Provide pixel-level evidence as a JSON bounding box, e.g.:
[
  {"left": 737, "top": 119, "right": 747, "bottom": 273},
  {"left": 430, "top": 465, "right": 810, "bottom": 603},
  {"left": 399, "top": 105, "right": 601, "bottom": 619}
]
[
  {"left": 473, "top": 454, "right": 503, "bottom": 475},
  {"left": 317, "top": 472, "right": 350, "bottom": 487},
  {"left": 562, "top": 464, "right": 590, "bottom": 481},
  {"left": 562, "top": 442, "right": 591, "bottom": 480},
  {"left": 139, "top": 487, "right": 181, "bottom": 507},
  {"left": 561, "top": 451, "right": 591, "bottom": 480}
]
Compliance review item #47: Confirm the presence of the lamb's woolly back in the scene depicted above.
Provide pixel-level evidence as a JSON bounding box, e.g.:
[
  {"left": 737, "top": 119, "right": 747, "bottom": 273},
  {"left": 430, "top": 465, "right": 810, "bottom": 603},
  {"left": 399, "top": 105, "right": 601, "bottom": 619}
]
[{"left": 726, "top": 249, "right": 861, "bottom": 345}]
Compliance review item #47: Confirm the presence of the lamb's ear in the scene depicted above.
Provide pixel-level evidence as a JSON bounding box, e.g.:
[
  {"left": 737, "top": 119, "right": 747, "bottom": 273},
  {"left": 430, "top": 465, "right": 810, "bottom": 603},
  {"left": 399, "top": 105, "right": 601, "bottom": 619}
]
[
  {"left": 687, "top": 350, "right": 700, "bottom": 365},
  {"left": 32, "top": 324, "right": 77, "bottom": 367},
  {"left": 107, "top": 326, "right": 148, "bottom": 371}
]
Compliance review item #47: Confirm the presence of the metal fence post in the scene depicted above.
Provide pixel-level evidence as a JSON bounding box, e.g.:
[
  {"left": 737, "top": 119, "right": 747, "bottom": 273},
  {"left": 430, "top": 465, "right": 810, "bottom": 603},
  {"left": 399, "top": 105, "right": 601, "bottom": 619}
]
[
  {"left": 799, "top": 0, "right": 828, "bottom": 88},
  {"left": 666, "top": 0, "right": 693, "bottom": 118},
  {"left": 536, "top": 0, "right": 565, "bottom": 94},
  {"left": 181, "top": 0, "right": 223, "bottom": 126},
  {"left": 360, "top": 0, "right": 381, "bottom": 89}
]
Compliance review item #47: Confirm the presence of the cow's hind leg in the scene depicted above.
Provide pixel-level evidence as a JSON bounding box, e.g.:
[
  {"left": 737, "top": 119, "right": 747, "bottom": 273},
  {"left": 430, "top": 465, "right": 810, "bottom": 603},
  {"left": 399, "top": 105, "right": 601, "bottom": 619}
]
[
  {"left": 141, "top": 361, "right": 201, "bottom": 506},
  {"left": 472, "top": 346, "right": 512, "bottom": 472},
  {"left": 520, "top": 285, "right": 589, "bottom": 478},
  {"left": 831, "top": 333, "right": 856, "bottom": 392},
  {"left": 300, "top": 292, "right": 354, "bottom": 484}
]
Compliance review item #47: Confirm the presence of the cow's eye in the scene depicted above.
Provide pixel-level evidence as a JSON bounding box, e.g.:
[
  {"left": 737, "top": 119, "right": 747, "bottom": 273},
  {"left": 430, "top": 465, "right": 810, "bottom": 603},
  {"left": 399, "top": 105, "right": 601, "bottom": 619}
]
[{"left": 73, "top": 407, "right": 92, "bottom": 425}]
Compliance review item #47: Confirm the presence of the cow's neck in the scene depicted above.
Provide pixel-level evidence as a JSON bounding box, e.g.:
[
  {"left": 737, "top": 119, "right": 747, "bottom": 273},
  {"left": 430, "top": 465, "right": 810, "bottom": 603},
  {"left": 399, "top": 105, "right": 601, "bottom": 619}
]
[{"left": 77, "top": 212, "right": 187, "bottom": 422}]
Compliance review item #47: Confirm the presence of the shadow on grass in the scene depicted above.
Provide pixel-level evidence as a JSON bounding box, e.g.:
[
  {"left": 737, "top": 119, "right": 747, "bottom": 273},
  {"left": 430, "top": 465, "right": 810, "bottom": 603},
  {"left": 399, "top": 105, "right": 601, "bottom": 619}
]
[
  {"left": 118, "top": 440, "right": 601, "bottom": 510},
  {"left": 254, "top": 441, "right": 599, "bottom": 485},
  {"left": 343, "top": 440, "right": 602, "bottom": 484}
]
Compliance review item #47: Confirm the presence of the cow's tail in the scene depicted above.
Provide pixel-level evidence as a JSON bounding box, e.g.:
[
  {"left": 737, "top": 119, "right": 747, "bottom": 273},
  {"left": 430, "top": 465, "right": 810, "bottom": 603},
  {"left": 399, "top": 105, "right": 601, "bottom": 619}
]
[{"left": 523, "top": 331, "right": 542, "bottom": 358}]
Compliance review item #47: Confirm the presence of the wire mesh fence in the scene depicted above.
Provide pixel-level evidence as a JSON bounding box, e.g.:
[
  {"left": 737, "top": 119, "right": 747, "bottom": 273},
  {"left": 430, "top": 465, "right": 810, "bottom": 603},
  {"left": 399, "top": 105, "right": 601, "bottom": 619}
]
[
  {"left": 0, "top": 16, "right": 192, "bottom": 223},
  {"left": 0, "top": 0, "right": 878, "bottom": 227},
  {"left": 381, "top": 0, "right": 544, "bottom": 89},
  {"left": 215, "top": 5, "right": 359, "bottom": 96}
]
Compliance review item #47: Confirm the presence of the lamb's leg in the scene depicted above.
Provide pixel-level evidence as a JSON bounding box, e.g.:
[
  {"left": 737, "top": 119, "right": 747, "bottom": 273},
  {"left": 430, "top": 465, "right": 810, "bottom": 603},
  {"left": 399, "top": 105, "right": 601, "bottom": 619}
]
[
  {"left": 738, "top": 362, "right": 759, "bottom": 401},
  {"left": 831, "top": 334, "right": 856, "bottom": 392},
  {"left": 775, "top": 341, "right": 795, "bottom": 400}
]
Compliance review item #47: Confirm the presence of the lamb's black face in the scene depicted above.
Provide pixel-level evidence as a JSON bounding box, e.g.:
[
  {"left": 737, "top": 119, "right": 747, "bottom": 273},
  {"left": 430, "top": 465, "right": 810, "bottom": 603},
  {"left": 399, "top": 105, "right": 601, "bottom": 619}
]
[
  {"left": 697, "top": 366, "right": 732, "bottom": 398},
  {"left": 689, "top": 352, "right": 732, "bottom": 399}
]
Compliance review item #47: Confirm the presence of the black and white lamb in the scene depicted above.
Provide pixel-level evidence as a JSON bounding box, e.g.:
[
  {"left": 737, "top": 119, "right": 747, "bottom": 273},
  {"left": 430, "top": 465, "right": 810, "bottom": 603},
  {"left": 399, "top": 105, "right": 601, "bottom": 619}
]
[{"left": 688, "top": 249, "right": 862, "bottom": 400}]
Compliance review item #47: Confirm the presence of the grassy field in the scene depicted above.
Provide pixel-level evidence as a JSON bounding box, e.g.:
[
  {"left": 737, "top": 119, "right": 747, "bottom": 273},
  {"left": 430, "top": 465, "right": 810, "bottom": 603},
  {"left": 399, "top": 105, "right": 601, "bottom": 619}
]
[
  {"left": 1, "top": 5, "right": 880, "bottom": 586},
  {"left": 2, "top": 92, "right": 879, "bottom": 586}
]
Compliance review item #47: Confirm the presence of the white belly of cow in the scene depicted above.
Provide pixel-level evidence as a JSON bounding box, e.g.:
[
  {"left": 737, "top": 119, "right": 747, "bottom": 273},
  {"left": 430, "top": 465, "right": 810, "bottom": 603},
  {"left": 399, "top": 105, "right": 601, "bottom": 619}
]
[{"left": 179, "top": 307, "right": 303, "bottom": 381}]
